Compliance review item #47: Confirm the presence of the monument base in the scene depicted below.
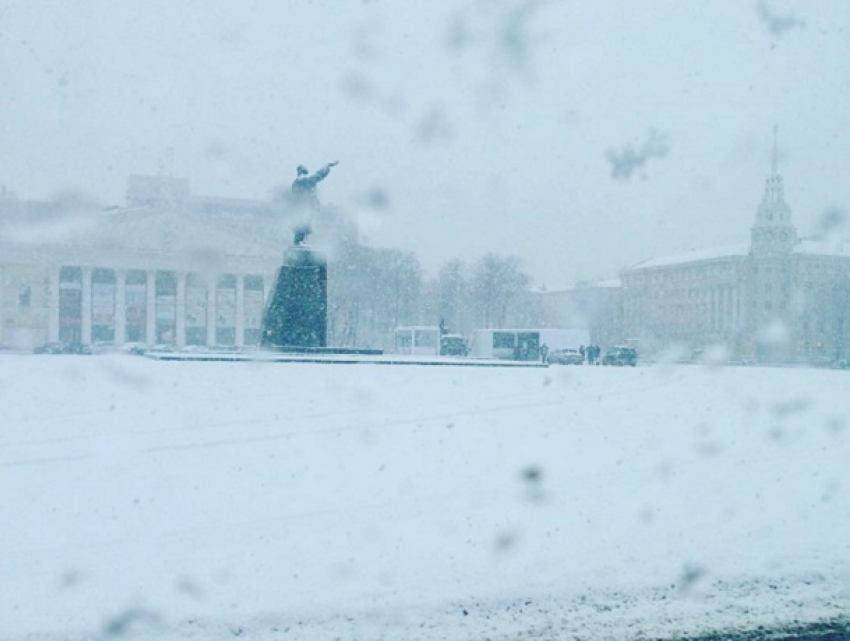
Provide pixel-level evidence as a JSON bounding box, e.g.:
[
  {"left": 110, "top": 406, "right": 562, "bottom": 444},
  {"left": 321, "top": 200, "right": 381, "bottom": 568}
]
[
  {"left": 261, "top": 346, "right": 383, "bottom": 356},
  {"left": 261, "top": 245, "right": 327, "bottom": 349}
]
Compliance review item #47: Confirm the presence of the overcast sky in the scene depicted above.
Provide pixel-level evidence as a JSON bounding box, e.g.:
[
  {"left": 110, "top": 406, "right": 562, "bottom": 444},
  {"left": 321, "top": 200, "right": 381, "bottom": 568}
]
[{"left": 2, "top": 0, "right": 849, "bottom": 288}]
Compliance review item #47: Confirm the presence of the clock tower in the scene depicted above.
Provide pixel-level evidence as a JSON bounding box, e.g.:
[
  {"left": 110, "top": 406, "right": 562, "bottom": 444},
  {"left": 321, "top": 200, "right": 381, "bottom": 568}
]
[
  {"left": 750, "top": 125, "right": 797, "bottom": 256},
  {"left": 748, "top": 126, "right": 797, "bottom": 361}
]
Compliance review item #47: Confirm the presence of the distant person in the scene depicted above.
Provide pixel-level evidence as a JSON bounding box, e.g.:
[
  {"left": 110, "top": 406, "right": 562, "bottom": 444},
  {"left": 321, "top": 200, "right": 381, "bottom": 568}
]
[
  {"left": 540, "top": 344, "right": 549, "bottom": 363},
  {"left": 579, "top": 345, "right": 586, "bottom": 364}
]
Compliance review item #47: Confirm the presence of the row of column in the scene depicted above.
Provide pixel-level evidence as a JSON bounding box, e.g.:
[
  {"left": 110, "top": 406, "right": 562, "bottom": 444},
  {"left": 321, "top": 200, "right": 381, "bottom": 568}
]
[
  {"left": 621, "top": 283, "right": 745, "bottom": 342},
  {"left": 47, "top": 267, "right": 268, "bottom": 348},
  {"left": 708, "top": 285, "right": 740, "bottom": 334}
]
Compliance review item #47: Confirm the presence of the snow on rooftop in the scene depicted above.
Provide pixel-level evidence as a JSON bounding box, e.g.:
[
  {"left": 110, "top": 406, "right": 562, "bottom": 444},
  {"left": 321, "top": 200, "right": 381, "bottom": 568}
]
[
  {"left": 794, "top": 238, "right": 850, "bottom": 257},
  {"left": 592, "top": 278, "right": 622, "bottom": 288},
  {"left": 537, "top": 278, "right": 622, "bottom": 294},
  {"left": 629, "top": 245, "right": 750, "bottom": 270},
  {"left": 629, "top": 238, "right": 850, "bottom": 272}
]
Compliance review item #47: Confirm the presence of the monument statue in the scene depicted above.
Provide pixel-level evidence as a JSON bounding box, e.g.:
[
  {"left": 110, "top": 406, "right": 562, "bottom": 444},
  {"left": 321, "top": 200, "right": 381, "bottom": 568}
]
[
  {"left": 291, "top": 161, "right": 338, "bottom": 245},
  {"left": 261, "top": 160, "right": 338, "bottom": 349}
]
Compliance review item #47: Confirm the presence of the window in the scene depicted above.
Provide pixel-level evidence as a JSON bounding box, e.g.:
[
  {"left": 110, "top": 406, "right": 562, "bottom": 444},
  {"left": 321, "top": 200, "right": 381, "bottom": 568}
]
[
  {"left": 18, "top": 285, "right": 31, "bottom": 308},
  {"left": 493, "top": 332, "right": 516, "bottom": 349}
]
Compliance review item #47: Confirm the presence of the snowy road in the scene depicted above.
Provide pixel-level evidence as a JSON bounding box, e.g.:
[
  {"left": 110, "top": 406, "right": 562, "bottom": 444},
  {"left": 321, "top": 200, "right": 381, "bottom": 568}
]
[{"left": 1, "top": 355, "right": 849, "bottom": 639}]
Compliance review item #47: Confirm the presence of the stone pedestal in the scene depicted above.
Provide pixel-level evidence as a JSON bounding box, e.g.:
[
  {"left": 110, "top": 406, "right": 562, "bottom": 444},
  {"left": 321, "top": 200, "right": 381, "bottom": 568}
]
[{"left": 261, "top": 245, "right": 327, "bottom": 349}]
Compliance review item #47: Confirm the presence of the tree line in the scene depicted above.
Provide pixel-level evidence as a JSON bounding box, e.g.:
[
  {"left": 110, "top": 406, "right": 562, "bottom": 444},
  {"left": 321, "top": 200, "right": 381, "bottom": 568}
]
[{"left": 325, "top": 236, "right": 540, "bottom": 350}]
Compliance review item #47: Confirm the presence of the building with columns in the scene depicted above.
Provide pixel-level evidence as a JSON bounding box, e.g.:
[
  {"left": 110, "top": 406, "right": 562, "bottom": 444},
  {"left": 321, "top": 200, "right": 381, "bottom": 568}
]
[{"left": 0, "top": 177, "right": 303, "bottom": 350}]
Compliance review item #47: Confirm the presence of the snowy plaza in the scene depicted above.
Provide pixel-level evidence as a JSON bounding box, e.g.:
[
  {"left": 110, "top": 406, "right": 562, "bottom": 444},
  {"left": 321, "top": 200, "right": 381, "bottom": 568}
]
[{"left": 2, "top": 355, "right": 849, "bottom": 639}]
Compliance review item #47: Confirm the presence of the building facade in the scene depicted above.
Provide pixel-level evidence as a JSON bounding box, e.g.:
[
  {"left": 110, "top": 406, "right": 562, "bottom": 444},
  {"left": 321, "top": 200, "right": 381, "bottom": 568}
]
[
  {"left": 0, "top": 177, "right": 290, "bottom": 350},
  {"left": 619, "top": 156, "right": 850, "bottom": 363}
]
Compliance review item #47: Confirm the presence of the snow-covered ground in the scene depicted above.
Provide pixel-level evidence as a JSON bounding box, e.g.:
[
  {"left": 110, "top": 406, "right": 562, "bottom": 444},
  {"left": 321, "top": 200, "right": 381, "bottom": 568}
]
[{"left": 2, "top": 355, "right": 849, "bottom": 639}]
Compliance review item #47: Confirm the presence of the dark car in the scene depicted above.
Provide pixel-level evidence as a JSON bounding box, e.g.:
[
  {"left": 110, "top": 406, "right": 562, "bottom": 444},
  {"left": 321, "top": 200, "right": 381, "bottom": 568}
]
[
  {"left": 33, "top": 341, "right": 65, "bottom": 354},
  {"left": 440, "top": 334, "right": 468, "bottom": 357},
  {"left": 548, "top": 348, "right": 584, "bottom": 365},
  {"left": 602, "top": 346, "right": 638, "bottom": 367},
  {"left": 121, "top": 342, "right": 148, "bottom": 355},
  {"left": 63, "top": 342, "right": 93, "bottom": 355},
  {"left": 33, "top": 341, "right": 92, "bottom": 355}
]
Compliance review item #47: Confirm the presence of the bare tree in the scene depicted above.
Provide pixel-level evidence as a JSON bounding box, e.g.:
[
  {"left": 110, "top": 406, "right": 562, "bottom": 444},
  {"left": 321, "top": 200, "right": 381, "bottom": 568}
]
[
  {"left": 470, "top": 253, "right": 530, "bottom": 328},
  {"left": 435, "top": 258, "right": 470, "bottom": 335},
  {"left": 328, "top": 239, "right": 423, "bottom": 349}
]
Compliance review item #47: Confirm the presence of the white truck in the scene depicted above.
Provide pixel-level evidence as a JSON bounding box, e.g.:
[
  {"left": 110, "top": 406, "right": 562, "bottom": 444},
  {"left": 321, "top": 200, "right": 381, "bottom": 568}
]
[
  {"left": 394, "top": 326, "right": 469, "bottom": 357},
  {"left": 470, "top": 328, "right": 590, "bottom": 361}
]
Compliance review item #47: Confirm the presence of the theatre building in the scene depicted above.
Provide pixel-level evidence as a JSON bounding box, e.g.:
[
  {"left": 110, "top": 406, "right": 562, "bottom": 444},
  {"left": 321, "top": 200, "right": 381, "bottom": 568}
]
[{"left": 0, "top": 176, "right": 289, "bottom": 350}]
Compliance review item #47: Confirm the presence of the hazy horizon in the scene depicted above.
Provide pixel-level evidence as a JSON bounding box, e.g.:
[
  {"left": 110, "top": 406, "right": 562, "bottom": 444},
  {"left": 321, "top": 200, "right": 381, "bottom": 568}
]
[{"left": 3, "top": 0, "right": 849, "bottom": 288}]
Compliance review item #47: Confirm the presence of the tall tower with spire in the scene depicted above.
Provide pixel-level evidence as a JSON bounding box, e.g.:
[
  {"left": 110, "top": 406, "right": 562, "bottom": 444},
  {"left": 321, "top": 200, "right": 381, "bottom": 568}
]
[
  {"left": 750, "top": 125, "right": 797, "bottom": 256},
  {"left": 747, "top": 126, "right": 798, "bottom": 362}
]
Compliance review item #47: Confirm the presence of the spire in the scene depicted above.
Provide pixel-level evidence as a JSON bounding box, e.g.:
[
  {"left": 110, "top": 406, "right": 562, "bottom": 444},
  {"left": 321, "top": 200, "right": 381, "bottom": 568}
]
[
  {"left": 771, "top": 124, "right": 778, "bottom": 175},
  {"left": 755, "top": 124, "right": 792, "bottom": 226}
]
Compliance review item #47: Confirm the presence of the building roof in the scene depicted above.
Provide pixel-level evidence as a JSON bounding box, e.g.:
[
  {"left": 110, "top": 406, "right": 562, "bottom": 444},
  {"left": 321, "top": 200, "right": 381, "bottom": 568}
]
[
  {"left": 628, "top": 245, "right": 749, "bottom": 270},
  {"left": 590, "top": 278, "right": 622, "bottom": 289},
  {"left": 0, "top": 202, "right": 287, "bottom": 273},
  {"left": 794, "top": 238, "right": 850, "bottom": 258},
  {"left": 627, "top": 237, "right": 850, "bottom": 273},
  {"left": 87, "top": 206, "right": 284, "bottom": 258}
]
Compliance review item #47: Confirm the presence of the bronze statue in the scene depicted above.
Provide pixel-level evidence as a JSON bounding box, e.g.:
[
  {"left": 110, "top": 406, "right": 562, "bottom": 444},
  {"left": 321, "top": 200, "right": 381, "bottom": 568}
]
[
  {"left": 263, "top": 162, "right": 337, "bottom": 349},
  {"left": 290, "top": 161, "right": 338, "bottom": 244}
]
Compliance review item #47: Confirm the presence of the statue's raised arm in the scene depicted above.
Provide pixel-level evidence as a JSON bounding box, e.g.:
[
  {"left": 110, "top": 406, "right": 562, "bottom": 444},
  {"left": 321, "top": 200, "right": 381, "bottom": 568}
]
[{"left": 312, "top": 161, "right": 338, "bottom": 184}]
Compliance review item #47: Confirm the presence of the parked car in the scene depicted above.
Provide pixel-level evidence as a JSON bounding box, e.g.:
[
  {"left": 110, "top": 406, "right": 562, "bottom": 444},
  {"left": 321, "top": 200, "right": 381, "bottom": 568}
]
[
  {"left": 33, "top": 341, "right": 65, "bottom": 354},
  {"left": 90, "top": 341, "right": 118, "bottom": 354},
  {"left": 33, "top": 341, "right": 92, "bottom": 355},
  {"left": 602, "top": 346, "right": 638, "bottom": 367},
  {"left": 547, "top": 348, "right": 584, "bottom": 365},
  {"left": 121, "top": 342, "right": 148, "bottom": 355},
  {"left": 148, "top": 344, "right": 177, "bottom": 354},
  {"left": 63, "top": 342, "right": 93, "bottom": 355}
]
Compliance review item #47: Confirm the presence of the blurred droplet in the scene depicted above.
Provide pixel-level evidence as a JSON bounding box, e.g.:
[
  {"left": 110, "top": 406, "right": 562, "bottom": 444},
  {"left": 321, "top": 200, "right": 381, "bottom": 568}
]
[
  {"left": 605, "top": 129, "right": 670, "bottom": 181},
  {"left": 176, "top": 576, "right": 204, "bottom": 599},
  {"left": 757, "top": 320, "right": 790, "bottom": 346},
  {"left": 445, "top": 12, "right": 471, "bottom": 52},
  {"left": 521, "top": 465, "right": 541, "bottom": 484},
  {"left": 756, "top": 2, "right": 807, "bottom": 38},
  {"left": 676, "top": 564, "right": 707, "bottom": 596},
  {"left": 826, "top": 416, "right": 846, "bottom": 434},
  {"left": 341, "top": 74, "right": 377, "bottom": 102},
  {"left": 771, "top": 397, "right": 811, "bottom": 418},
  {"left": 638, "top": 506, "right": 656, "bottom": 524},
  {"left": 101, "top": 608, "right": 162, "bottom": 638},
  {"left": 416, "top": 106, "right": 455, "bottom": 143},
  {"left": 494, "top": 529, "right": 521, "bottom": 553},
  {"left": 699, "top": 343, "right": 731, "bottom": 368},
  {"left": 59, "top": 569, "right": 83, "bottom": 589}
]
